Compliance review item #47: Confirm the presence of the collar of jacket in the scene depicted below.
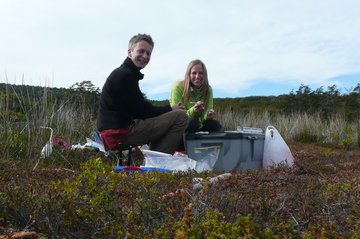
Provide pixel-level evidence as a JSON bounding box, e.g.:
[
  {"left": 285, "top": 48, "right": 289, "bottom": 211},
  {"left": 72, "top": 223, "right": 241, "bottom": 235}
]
[{"left": 124, "top": 57, "right": 144, "bottom": 80}]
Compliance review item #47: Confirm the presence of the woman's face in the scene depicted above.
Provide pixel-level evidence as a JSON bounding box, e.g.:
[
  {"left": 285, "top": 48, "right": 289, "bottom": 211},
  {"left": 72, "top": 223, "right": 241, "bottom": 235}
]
[{"left": 190, "top": 64, "right": 204, "bottom": 88}]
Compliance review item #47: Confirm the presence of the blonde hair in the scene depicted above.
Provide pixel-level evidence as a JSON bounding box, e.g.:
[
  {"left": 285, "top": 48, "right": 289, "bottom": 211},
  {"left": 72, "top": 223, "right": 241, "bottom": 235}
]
[{"left": 180, "top": 59, "right": 210, "bottom": 108}]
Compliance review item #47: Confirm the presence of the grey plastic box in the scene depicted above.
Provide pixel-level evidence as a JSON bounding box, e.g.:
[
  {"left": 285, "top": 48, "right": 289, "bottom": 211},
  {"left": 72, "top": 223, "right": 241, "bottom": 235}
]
[{"left": 185, "top": 132, "right": 265, "bottom": 171}]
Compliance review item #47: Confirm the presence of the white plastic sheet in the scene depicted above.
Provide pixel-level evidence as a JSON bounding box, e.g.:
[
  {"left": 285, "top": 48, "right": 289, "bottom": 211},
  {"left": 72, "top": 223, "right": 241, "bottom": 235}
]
[{"left": 262, "top": 126, "right": 294, "bottom": 169}]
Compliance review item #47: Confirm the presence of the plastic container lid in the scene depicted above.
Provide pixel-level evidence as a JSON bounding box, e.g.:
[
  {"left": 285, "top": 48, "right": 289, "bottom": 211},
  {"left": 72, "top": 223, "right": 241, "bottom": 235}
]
[{"left": 186, "top": 132, "right": 265, "bottom": 140}]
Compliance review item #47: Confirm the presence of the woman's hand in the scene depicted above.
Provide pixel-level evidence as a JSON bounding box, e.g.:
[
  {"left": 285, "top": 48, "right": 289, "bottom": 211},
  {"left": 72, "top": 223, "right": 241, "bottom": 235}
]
[
  {"left": 193, "top": 101, "right": 204, "bottom": 113},
  {"left": 207, "top": 109, "right": 216, "bottom": 119}
]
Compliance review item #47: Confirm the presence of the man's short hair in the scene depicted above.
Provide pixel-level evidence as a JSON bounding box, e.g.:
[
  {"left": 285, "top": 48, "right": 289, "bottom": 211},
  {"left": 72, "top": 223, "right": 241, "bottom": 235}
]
[{"left": 128, "top": 34, "right": 154, "bottom": 50}]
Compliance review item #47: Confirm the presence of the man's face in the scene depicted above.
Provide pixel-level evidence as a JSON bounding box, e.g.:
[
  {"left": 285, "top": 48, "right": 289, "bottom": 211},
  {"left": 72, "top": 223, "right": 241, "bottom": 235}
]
[{"left": 128, "top": 40, "right": 153, "bottom": 69}]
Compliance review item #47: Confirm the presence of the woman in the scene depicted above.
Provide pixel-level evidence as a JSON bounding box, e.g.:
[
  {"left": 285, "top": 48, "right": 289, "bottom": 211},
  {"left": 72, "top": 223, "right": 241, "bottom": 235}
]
[{"left": 170, "top": 59, "right": 222, "bottom": 135}]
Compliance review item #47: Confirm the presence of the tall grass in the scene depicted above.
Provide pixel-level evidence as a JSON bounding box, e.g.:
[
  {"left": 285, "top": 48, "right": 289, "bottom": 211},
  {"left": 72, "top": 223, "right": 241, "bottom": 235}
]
[
  {"left": 1, "top": 87, "right": 359, "bottom": 162},
  {"left": 217, "top": 108, "right": 359, "bottom": 146},
  {"left": 0, "top": 85, "right": 96, "bottom": 162}
]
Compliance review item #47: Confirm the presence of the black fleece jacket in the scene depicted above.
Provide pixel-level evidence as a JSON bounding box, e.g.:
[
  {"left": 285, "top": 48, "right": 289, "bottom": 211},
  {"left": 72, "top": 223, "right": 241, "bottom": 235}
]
[{"left": 97, "top": 57, "right": 172, "bottom": 132}]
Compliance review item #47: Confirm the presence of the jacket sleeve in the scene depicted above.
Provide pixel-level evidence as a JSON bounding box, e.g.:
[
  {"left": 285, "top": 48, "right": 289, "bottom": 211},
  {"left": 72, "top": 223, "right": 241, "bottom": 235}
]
[
  {"left": 169, "top": 83, "right": 184, "bottom": 105},
  {"left": 200, "top": 86, "right": 214, "bottom": 124},
  {"left": 129, "top": 79, "right": 171, "bottom": 118},
  {"left": 115, "top": 70, "right": 171, "bottom": 119},
  {"left": 170, "top": 83, "right": 199, "bottom": 117}
]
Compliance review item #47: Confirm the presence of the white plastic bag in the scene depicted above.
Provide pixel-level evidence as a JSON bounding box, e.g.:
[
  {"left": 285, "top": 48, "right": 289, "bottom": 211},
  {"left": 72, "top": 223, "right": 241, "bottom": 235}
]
[
  {"left": 71, "top": 138, "right": 105, "bottom": 152},
  {"left": 141, "top": 149, "right": 196, "bottom": 171},
  {"left": 141, "top": 147, "right": 220, "bottom": 173},
  {"left": 144, "top": 156, "right": 197, "bottom": 171},
  {"left": 141, "top": 149, "right": 171, "bottom": 158},
  {"left": 192, "top": 146, "right": 221, "bottom": 172},
  {"left": 262, "top": 126, "right": 294, "bottom": 169}
]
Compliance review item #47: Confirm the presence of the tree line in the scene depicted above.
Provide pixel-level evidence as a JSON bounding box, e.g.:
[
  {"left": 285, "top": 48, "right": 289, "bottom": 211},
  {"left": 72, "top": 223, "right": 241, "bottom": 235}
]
[
  {"left": 1, "top": 82, "right": 359, "bottom": 122},
  {"left": 151, "top": 84, "right": 360, "bottom": 122}
]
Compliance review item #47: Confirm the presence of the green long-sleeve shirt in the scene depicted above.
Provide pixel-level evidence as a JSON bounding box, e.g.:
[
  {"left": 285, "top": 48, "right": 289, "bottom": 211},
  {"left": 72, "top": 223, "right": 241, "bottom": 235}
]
[{"left": 170, "top": 82, "right": 214, "bottom": 129}]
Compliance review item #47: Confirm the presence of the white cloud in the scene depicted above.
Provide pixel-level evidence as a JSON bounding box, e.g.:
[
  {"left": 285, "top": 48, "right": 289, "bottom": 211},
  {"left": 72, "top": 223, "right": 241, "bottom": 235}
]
[{"left": 1, "top": 0, "right": 359, "bottom": 98}]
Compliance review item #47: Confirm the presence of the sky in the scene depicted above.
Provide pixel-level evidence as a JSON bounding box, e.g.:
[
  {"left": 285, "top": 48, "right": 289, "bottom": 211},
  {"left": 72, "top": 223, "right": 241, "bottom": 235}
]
[{"left": 1, "top": 0, "right": 359, "bottom": 100}]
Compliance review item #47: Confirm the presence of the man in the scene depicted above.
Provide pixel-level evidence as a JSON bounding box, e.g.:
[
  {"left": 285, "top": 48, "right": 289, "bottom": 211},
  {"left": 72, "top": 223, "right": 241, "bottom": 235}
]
[{"left": 97, "top": 33, "right": 188, "bottom": 154}]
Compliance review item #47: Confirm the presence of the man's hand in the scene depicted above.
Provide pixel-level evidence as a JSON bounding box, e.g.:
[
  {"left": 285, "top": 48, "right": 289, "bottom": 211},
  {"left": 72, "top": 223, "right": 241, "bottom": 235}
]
[{"left": 171, "top": 102, "right": 186, "bottom": 111}]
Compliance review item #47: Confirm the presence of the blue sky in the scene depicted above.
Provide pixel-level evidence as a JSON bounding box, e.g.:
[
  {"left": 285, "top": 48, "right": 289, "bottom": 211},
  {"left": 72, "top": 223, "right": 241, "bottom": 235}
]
[{"left": 1, "top": 0, "right": 359, "bottom": 100}]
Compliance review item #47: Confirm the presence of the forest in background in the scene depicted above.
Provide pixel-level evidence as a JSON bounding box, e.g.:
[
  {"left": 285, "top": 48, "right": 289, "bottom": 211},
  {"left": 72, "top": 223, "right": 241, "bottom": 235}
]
[{"left": 1, "top": 81, "right": 359, "bottom": 123}]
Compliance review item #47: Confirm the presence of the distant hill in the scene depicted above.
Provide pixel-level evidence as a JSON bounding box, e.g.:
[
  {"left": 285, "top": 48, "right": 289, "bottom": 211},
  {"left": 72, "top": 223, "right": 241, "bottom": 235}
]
[{"left": 0, "top": 83, "right": 67, "bottom": 98}]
